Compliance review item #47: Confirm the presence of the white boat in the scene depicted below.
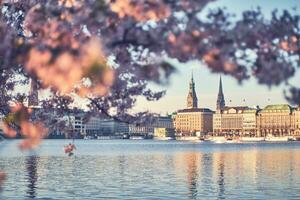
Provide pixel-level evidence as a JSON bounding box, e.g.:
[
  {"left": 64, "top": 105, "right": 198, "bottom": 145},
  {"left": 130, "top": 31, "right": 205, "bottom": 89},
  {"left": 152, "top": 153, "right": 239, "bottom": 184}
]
[
  {"left": 176, "top": 136, "right": 200, "bottom": 141},
  {"left": 214, "top": 140, "right": 226, "bottom": 144},
  {"left": 241, "top": 137, "right": 265, "bottom": 142},
  {"left": 154, "top": 137, "right": 174, "bottom": 141},
  {"left": 130, "top": 136, "right": 144, "bottom": 140},
  {"left": 288, "top": 136, "right": 297, "bottom": 141},
  {"left": 84, "top": 136, "right": 95, "bottom": 140},
  {"left": 226, "top": 139, "right": 241, "bottom": 143},
  {"left": 265, "top": 136, "right": 289, "bottom": 142},
  {"left": 211, "top": 137, "right": 227, "bottom": 143}
]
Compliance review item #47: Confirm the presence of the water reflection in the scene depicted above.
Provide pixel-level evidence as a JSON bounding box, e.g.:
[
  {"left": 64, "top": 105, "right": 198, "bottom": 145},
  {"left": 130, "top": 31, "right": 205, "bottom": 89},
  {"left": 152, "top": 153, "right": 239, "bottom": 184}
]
[
  {"left": 183, "top": 152, "right": 226, "bottom": 199},
  {"left": 217, "top": 154, "right": 225, "bottom": 200},
  {"left": 185, "top": 153, "right": 199, "bottom": 199},
  {"left": 1, "top": 141, "right": 300, "bottom": 199},
  {"left": 26, "top": 156, "right": 38, "bottom": 199}
]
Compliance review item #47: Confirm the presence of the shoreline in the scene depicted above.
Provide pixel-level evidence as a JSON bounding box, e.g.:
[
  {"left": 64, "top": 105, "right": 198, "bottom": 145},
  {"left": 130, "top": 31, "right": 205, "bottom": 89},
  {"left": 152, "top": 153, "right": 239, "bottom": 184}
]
[{"left": 2, "top": 136, "right": 300, "bottom": 143}]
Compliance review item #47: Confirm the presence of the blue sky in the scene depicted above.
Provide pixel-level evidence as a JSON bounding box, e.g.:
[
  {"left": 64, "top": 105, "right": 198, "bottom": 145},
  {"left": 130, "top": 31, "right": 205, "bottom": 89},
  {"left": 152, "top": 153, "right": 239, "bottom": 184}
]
[{"left": 135, "top": 0, "right": 300, "bottom": 114}]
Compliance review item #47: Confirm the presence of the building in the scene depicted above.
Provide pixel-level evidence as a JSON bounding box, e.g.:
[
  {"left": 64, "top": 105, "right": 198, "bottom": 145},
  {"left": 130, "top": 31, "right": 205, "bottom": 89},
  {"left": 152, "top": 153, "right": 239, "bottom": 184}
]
[
  {"left": 129, "top": 116, "right": 174, "bottom": 136},
  {"left": 175, "top": 108, "right": 213, "bottom": 135},
  {"left": 216, "top": 76, "right": 225, "bottom": 111},
  {"left": 213, "top": 78, "right": 259, "bottom": 136},
  {"left": 242, "top": 108, "right": 258, "bottom": 136},
  {"left": 213, "top": 107, "right": 258, "bottom": 136},
  {"left": 293, "top": 107, "right": 300, "bottom": 136},
  {"left": 187, "top": 73, "right": 198, "bottom": 109},
  {"left": 257, "top": 104, "right": 293, "bottom": 137},
  {"left": 174, "top": 74, "right": 213, "bottom": 136},
  {"left": 213, "top": 112, "right": 222, "bottom": 134},
  {"left": 85, "top": 117, "right": 129, "bottom": 136},
  {"left": 85, "top": 116, "right": 102, "bottom": 135},
  {"left": 154, "top": 128, "right": 175, "bottom": 138},
  {"left": 152, "top": 116, "right": 174, "bottom": 129},
  {"left": 213, "top": 106, "right": 252, "bottom": 136},
  {"left": 61, "top": 115, "right": 130, "bottom": 138},
  {"left": 62, "top": 114, "right": 86, "bottom": 138}
]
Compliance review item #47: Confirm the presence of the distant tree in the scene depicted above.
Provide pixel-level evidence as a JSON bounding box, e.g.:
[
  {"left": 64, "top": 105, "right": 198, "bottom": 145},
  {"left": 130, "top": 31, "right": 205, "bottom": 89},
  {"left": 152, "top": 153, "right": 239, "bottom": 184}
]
[{"left": 0, "top": 0, "right": 300, "bottom": 145}]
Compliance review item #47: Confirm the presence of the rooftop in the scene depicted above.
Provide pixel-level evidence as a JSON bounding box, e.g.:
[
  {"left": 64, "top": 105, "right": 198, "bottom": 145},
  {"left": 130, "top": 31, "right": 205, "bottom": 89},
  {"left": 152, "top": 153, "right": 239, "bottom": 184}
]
[
  {"left": 177, "top": 108, "right": 213, "bottom": 113},
  {"left": 261, "top": 104, "right": 292, "bottom": 112},
  {"left": 220, "top": 106, "right": 257, "bottom": 114},
  {"left": 223, "top": 106, "right": 249, "bottom": 111},
  {"left": 243, "top": 108, "right": 258, "bottom": 113}
]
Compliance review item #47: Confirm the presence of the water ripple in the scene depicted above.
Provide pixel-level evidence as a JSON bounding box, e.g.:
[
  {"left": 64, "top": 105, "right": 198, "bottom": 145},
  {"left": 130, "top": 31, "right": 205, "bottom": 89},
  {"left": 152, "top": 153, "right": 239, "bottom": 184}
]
[{"left": 1, "top": 140, "right": 300, "bottom": 199}]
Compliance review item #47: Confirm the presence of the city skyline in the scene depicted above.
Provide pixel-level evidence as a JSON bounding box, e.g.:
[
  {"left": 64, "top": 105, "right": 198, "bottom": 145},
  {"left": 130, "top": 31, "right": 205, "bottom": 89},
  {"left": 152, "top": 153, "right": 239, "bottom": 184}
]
[
  {"left": 135, "top": 59, "right": 300, "bottom": 114},
  {"left": 20, "top": 0, "right": 300, "bottom": 114},
  {"left": 134, "top": 0, "right": 300, "bottom": 114},
  {"left": 2, "top": 1, "right": 300, "bottom": 200}
]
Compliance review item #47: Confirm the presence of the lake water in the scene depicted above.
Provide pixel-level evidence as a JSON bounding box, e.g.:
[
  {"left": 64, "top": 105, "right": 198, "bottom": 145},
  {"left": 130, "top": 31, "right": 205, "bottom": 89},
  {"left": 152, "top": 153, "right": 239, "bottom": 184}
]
[{"left": 1, "top": 140, "right": 300, "bottom": 200}]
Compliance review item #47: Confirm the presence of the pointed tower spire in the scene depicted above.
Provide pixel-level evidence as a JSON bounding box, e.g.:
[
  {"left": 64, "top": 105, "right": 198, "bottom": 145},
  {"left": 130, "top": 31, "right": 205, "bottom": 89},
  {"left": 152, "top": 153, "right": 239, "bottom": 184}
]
[
  {"left": 28, "top": 78, "right": 39, "bottom": 107},
  {"left": 187, "top": 72, "right": 198, "bottom": 109},
  {"left": 216, "top": 76, "right": 225, "bottom": 111}
]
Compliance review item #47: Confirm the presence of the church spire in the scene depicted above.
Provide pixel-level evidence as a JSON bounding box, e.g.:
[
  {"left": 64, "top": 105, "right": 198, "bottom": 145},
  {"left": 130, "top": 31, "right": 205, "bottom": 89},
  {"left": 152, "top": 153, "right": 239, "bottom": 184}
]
[
  {"left": 187, "top": 72, "right": 198, "bottom": 109},
  {"left": 28, "top": 78, "right": 39, "bottom": 107},
  {"left": 216, "top": 76, "right": 225, "bottom": 111}
]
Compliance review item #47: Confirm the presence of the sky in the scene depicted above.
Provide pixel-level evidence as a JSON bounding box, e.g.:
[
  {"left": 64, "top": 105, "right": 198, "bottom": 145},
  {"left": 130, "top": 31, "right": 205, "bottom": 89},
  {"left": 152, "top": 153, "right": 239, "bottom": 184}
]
[{"left": 134, "top": 0, "right": 300, "bottom": 114}]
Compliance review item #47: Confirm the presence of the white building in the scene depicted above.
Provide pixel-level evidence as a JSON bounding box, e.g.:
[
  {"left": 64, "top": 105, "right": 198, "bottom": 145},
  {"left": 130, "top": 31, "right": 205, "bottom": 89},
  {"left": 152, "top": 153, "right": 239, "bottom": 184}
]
[
  {"left": 242, "top": 109, "right": 258, "bottom": 136},
  {"left": 62, "top": 114, "right": 86, "bottom": 136},
  {"left": 213, "top": 107, "right": 258, "bottom": 136},
  {"left": 61, "top": 114, "right": 130, "bottom": 137},
  {"left": 294, "top": 108, "right": 300, "bottom": 135},
  {"left": 129, "top": 116, "right": 174, "bottom": 136}
]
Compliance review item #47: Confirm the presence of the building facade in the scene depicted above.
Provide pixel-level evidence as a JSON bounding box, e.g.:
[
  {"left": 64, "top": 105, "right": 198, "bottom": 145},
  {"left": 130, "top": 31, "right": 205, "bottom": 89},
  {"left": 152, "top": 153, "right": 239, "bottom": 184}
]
[
  {"left": 213, "top": 106, "right": 256, "bottom": 136},
  {"left": 175, "top": 108, "right": 213, "bottom": 135},
  {"left": 242, "top": 109, "right": 258, "bottom": 136},
  {"left": 129, "top": 116, "right": 174, "bottom": 136},
  {"left": 213, "top": 78, "right": 259, "bottom": 136},
  {"left": 85, "top": 117, "right": 129, "bottom": 136},
  {"left": 174, "top": 75, "right": 213, "bottom": 136},
  {"left": 154, "top": 128, "right": 175, "bottom": 138},
  {"left": 213, "top": 103, "right": 300, "bottom": 137},
  {"left": 257, "top": 104, "right": 293, "bottom": 137},
  {"left": 293, "top": 107, "right": 300, "bottom": 136},
  {"left": 62, "top": 114, "right": 86, "bottom": 138}
]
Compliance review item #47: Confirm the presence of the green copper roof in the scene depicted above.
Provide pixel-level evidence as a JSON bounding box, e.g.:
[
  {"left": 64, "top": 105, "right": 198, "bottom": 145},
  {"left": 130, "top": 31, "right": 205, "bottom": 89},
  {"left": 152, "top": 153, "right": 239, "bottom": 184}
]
[
  {"left": 243, "top": 109, "right": 257, "bottom": 113},
  {"left": 261, "top": 104, "right": 292, "bottom": 112}
]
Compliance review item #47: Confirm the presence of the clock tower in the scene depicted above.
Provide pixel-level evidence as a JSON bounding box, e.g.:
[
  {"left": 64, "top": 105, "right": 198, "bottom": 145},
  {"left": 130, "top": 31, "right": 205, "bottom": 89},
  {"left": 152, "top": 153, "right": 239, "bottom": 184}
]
[{"left": 187, "top": 73, "right": 198, "bottom": 109}]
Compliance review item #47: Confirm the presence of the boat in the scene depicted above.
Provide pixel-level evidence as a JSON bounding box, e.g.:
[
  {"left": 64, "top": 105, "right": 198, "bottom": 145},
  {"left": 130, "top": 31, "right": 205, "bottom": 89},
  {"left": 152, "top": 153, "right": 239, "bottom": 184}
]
[
  {"left": 84, "top": 135, "right": 95, "bottom": 140},
  {"left": 288, "top": 136, "right": 297, "bottom": 141},
  {"left": 154, "top": 137, "right": 174, "bottom": 141},
  {"left": 130, "top": 136, "right": 145, "bottom": 140},
  {"left": 97, "top": 136, "right": 111, "bottom": 140},
  {"left": 226, "top": 139, "right": 241, "bottom": 143},
  {"left": 122, "top": 134, "right": 130, "bottom": 139},
  {"left": 265, "top": 135, "right": 289, "bottom": 142},
  {"left": 240, "top": 137, "right": 265, "bottom": 142},
  {"left": 211, "top": 137, "right": 227, "bottom": 143},
  {"left": 176, "top": 136, "right": 200, "bottom": 141}
]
